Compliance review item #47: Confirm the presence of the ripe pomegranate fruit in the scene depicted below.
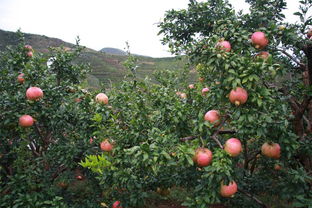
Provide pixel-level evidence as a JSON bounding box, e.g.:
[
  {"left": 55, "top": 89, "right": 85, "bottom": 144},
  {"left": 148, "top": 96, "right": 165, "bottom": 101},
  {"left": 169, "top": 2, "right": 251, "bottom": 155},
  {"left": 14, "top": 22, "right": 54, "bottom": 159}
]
[
  {"left": 274, "top": 164, "right": 282, "bottom": 171},
  {"left": 112, "top": 201, "right": 122, "bottom": 208},
  {"left": 188, "top": 84, "right": 195, "bottom": 89},
  {"left": 26, "top": 87, "right": 43, "bottom": 101},
  {"left": 224, "top": 138, "right": 242, "bottom": 157},
  {"left": 216, "top": 40, "right": 231, "bottom": 52},
  {"left": 229, "top": 87, "right": 248, "bottom": 106},
  {"left": 204, "top": 110, "right": 220, "bottom": 126},
  {"left": 96, "top": 93, "right": 109, "bottom": 104},
  {"left": 193, "top": 147, "right": 213, "bottom": 167},
  {"left": 251, "top": 32, "right": 268, "bottom": 49},
  {"left": 307, "top": 28, "right": 312, "bottom": 38},
  {"left": 180, "top": 92, "right": 187, "bottom": 99},
  {"left": 256, "top": 51, "right": 270, "bottom": 60},
  {"left": 19, "top": 115, "right": 34, "bottom": 127},
  {"left": 261, "top": 142, "right": 281, "bottom": 159},
  {"left": 100, "top": 140, "right": 113, "bottom": 152},
  {"left": 220, "top": 181, "right": 237, "bottom": 197},
  {"left": 17, "top": 73, "right": 25, "bottom": 84},
  {"left": 26, "top": 51, "right": 33, "bottom": 58},
  {"left": 24, "top": 45, "right": 33, "bottom": 51},
  {"left": 201, "top": 87, "right": 209, "bottom": 96}
]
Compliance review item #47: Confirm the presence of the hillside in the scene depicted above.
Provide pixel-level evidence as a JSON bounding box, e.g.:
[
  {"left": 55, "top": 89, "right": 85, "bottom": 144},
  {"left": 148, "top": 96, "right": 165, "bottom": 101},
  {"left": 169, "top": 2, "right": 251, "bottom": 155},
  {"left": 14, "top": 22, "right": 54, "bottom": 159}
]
[
  {"left": 99, "top": 47, "right": 127, "bottom": 56},
  {"left": 0, "top": 29, "right": 190, "bottom": 88}
]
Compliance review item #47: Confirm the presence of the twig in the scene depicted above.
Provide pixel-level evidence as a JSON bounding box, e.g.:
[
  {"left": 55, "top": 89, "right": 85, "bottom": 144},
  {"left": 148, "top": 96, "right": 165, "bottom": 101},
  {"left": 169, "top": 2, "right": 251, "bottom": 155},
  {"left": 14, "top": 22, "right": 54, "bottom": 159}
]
[
  {"left": 211, "top": 115, "right": 230, "bottom": 149},
  {"left": 277, "top": 48, "right": 305, "bottom": 69},
  {"left": 238, "top": 188, "right": 268, "bottom": 208},
  {"left": 180, "top": 135, "right": 198, "bottom": 142}
]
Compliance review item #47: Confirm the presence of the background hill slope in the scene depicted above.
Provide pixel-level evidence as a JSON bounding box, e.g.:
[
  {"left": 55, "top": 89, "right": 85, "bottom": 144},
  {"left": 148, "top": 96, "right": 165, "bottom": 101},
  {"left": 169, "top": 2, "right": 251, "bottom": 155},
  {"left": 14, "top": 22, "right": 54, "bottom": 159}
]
[{"left": 0, "top": 29, "right": 189, "bottom": 88}]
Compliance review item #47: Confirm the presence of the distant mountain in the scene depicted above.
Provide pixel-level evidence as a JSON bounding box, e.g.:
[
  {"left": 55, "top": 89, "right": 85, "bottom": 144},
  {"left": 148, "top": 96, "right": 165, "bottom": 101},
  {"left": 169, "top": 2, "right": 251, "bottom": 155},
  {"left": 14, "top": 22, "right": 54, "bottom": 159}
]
[
  {"left": 100, "top": 47, "right": 127, "bottom": 56},
  {"left": 0, "top": 29, "right": 191, "bottom": 88}
]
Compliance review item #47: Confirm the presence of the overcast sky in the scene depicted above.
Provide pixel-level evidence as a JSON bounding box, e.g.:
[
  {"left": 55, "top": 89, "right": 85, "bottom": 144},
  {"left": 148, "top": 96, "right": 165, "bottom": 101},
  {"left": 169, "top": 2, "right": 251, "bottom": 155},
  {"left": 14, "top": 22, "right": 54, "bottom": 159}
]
[{"left": 0, "top": 0, "right": 305, "bottom": 57}]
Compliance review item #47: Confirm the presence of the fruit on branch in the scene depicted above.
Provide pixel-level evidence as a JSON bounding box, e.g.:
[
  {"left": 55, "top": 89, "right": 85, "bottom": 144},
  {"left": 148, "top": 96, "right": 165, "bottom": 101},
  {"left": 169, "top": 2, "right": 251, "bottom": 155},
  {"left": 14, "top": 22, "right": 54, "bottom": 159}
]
[
  {"left": 193, "top": 147, "right": 213, "bottom": 167},
  {"left": 100, "top": 140, "right": 113, "bottom": 152},
  {"left": 201, "top": 87, "right": 209, "bottom": 95},
  {"left": 251, "top": 32, "right": 268, "bottom": 49},
  {"left": 26, "top": 51, "right": 33, "bottom": 58},
  {"left": 256, "top": 51, "right": 270, "bottom": 60},
  {"left": 95, "top": 93, "right": 109, "bottom": 104},
  {"left": 17, "top": 73, "right": 25, "bottom": 84},
  {"left": 224, "top": 138, "right": 242, "bottom": 157},
  {"left": 278, "top": 25, "right": 286, "bottom": 31},
  {"left": 112, "top": 201, "right": 122, "bottom": 208},
  {"left": 204, "top": 110, "right": 220, "bottom": 126},
  {"left": 216, "top": 40, "right": 231, "bottom": 52},
  {"left": 307, "top": 28, "right": 312, "bottom": 38},
  {"left": 189, "top": 84, "right": 195, "bottom": 89},
  {"left": 24, "top": 45, "right": 33, "bottom": 51},
  {"left": 229, "top": 87, "right": 248, "bottom": 106},
  {"left": 274, "top": 164, "right": 282, "bottom": 171},
  {"left": 261, "top": 142, "right": 281, "bottom": 159},
  {"left": 220, "top": 181, "right": 238, "bottom": 197},
  {"left": 26, "top": 87, "right": 43, "bottom": 101},
  {"left": 180, "top": 92, "right": 187, "bottom": 99},
  {"left": 19, "top": 115, "right": 34, "bottom": 127}
]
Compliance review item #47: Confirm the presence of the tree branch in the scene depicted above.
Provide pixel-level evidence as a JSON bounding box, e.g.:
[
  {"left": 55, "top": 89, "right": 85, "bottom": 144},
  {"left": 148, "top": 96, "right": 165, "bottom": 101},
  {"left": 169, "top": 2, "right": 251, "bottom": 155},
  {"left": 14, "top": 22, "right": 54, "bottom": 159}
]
[
  {"left": 211, "top": 115, "right": 230, "bottom": 149},
  {"left": 238, "top": 188, "right": 268, "bottom": 208},
  {"left": 277, "top": 48, "right": 305, "bottom": 70}
]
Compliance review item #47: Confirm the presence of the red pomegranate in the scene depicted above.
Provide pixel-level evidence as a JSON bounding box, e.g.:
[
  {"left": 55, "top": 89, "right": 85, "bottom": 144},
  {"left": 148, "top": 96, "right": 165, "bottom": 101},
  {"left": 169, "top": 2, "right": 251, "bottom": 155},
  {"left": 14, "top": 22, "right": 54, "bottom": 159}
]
[
  {"left": 17, "top": 73, "right": 25, "bottom": 84},
  {"left": 256, "top": 51, "right": 270, "bottom": 60},
  {"left": 224, "top": 138, "right": 242, "bottom": 157},
  {"left": 229, "top": 87, "right": 248, "bottom": 106},
  {"left": 194, "top": 147, "right": 213, "bottom": 167},
  {"left": 100, "top": 140, "right": 113, "bottom": 152},
  {"left": 251, "top": 32, "right": 268, "bottom": 49},
  {"left": 220, "top": 181, "right": 238, "bottom": 197},
  {"left": 180, "top": 92, "right": 187, "bottom": 99},
  {"left": 24, "top": 45, "right": 33, "bottom": 51},
  {"left": 26, "top": 87, "right": 43, "bottom": 101},
  {"left": 27, "top": 51, "right": 33, "bottom": 58},
  {"left": 112, "top": 201, "right": 122, "bottom": 208},
  {"left": 204, "top": 110, "right": 220, "bottom": 126},
  {"left": 216, "top": 40, "right": 231, "bottom": 52},
  {"left": 95, "top": 93, "right": 109, "bottom": 104},
  {"left": 201, "top": 87, "right": 209, "bottom": 96},
  {"left": 261, "top": 142, "right": 281, "bottom": 159},
  {"left": 19, "top": 115, "right": 34, "bottom": 127},
  {"left": 307, "top": 28, "right": 312, "bottom": 38},
  {"left": 274, "top": 164, "right": 282, "bottom": 171},
  {"left": 188, "top": 84, "right": 195, "bottom": 89}
]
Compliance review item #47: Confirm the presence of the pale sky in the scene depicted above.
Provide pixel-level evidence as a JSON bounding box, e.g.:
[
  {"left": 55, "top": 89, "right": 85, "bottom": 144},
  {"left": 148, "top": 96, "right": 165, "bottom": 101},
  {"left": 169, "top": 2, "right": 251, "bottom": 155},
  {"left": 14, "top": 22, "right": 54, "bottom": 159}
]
[{"left": 0, "top": 0, "right": 304, "bottom": 57}]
